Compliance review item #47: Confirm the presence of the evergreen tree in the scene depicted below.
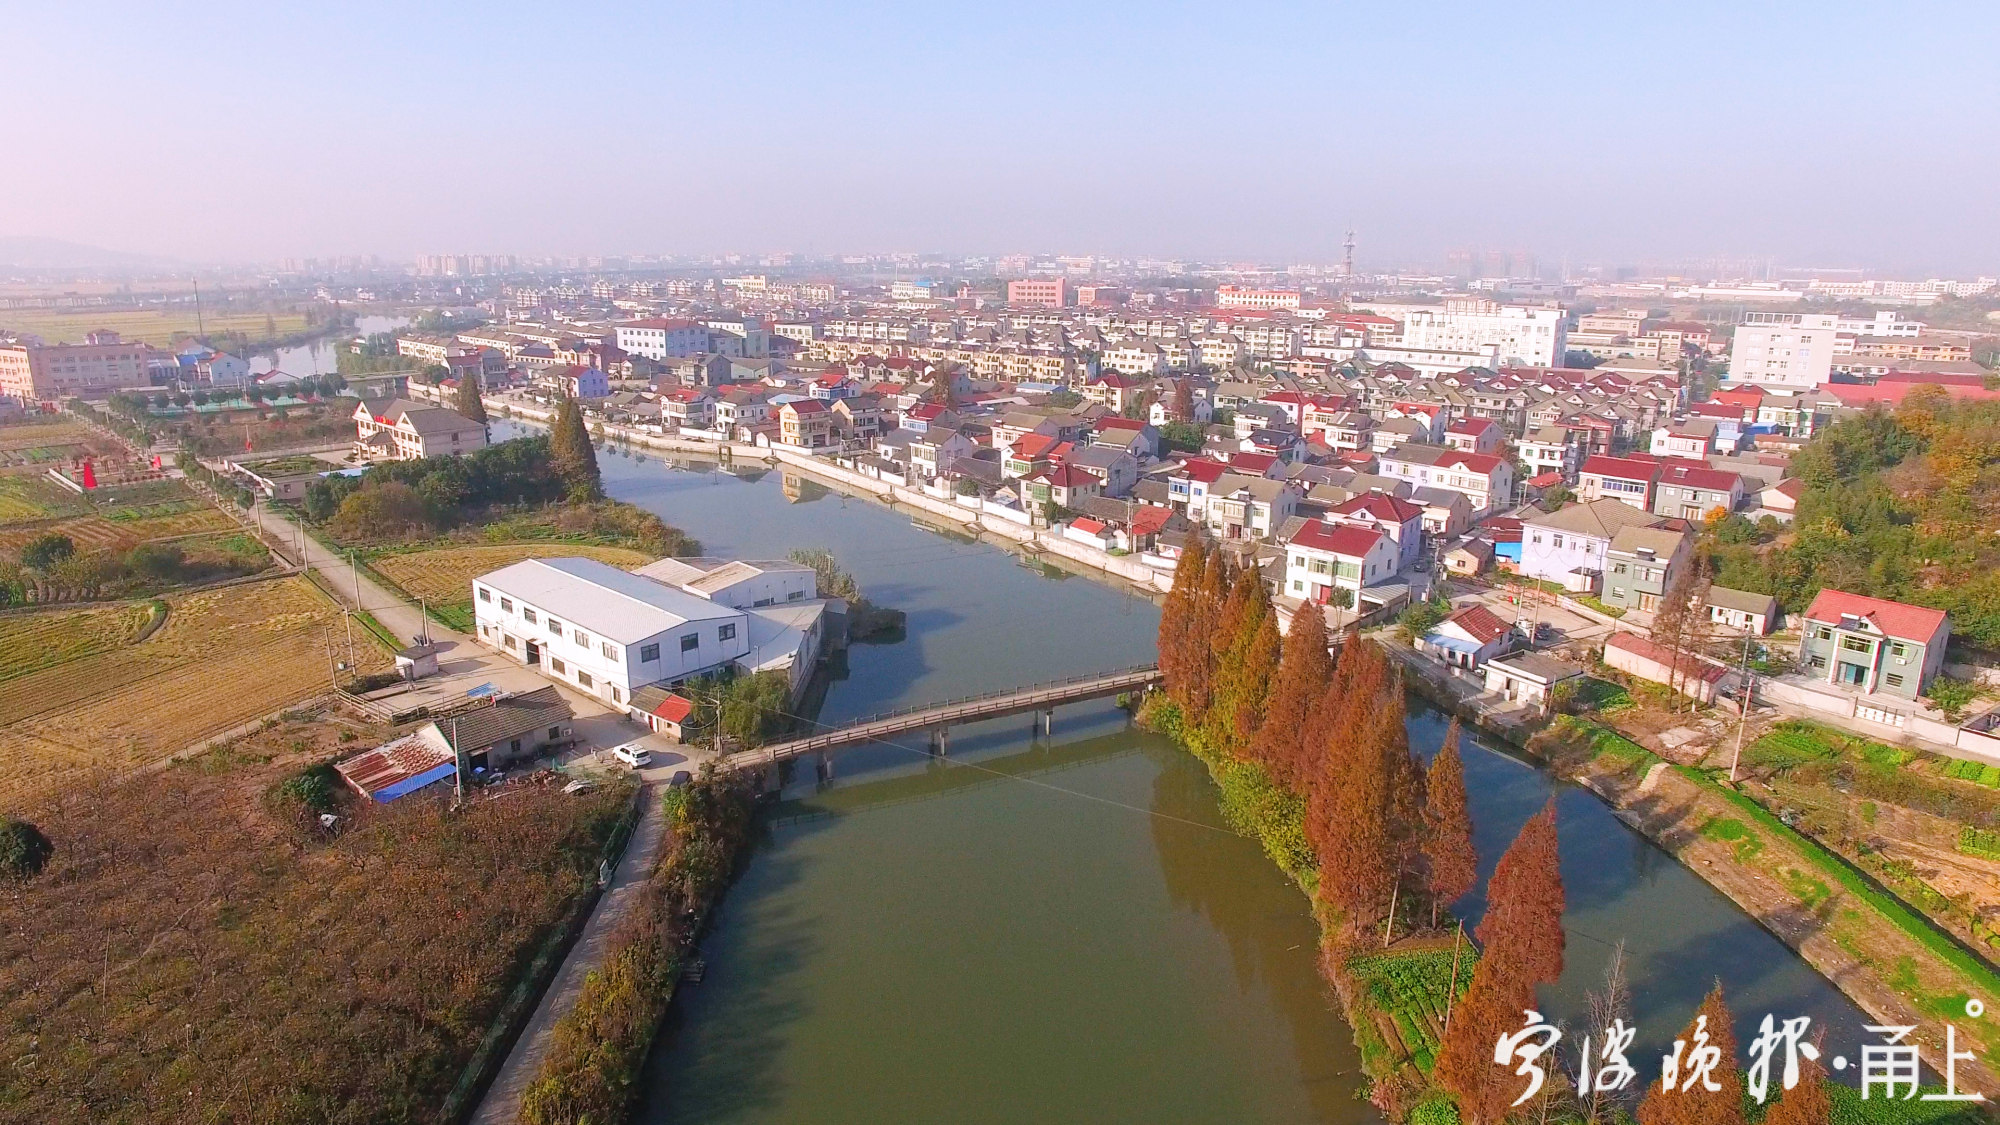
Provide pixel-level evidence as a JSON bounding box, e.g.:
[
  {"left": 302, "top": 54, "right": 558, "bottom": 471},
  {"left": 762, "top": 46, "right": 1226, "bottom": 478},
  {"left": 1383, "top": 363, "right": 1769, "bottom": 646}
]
[
  {"left": 1231, "top": 611, "right": 1281, "bottom": 743},
  {"left": 1173, "top": 377, "right": 1195, "bottom": 423},
  {"left": 1251, "top": 603, "right": 1333, "bottom": 787},
  {"left": 1435, "top": 801, "right": 1568, "bottom": 1124},
  {"left": 1637, "top": 984, "right": 1745, "bottom": 1125},
  {"left": 1314, "top": 694, "right": 1404, "bottom": 929},
  {"left": 548, "top": 395, "right": 603, "bottom": 502},
  {"left": 454, "top": 371, "right": 489, "bottom": 433},
  {"left": 1423, "top": 720, "right": 1479, "bottom": 926}
]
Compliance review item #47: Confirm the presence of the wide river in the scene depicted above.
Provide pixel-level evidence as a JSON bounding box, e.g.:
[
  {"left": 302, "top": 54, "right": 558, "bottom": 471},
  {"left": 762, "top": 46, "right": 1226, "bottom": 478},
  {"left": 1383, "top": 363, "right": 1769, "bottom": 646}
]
[{"left": 501, "top": 424, "right": 1872, "bottom": 1124}]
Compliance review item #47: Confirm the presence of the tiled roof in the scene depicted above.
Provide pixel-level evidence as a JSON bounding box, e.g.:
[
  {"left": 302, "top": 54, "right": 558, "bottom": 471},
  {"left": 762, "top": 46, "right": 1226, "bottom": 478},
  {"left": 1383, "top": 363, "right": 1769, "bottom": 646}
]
[
  {"left": 1440, "top": 604, "right": 1511, "bottom": 645},
  {"left": 1288, "top": 519, "right": 1384, "bottom": 558},
  {"left": 1802, "top": 589, "right": 1948, "bottom": 643}
]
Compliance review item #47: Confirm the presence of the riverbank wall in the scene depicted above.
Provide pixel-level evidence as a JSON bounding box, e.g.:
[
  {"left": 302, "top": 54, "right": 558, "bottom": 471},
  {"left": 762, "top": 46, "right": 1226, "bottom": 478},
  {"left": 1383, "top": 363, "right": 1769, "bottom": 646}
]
[
  {"left": 457, "top": 393, "right": 1176, "bottom": 597},
  {"left": 1387, "top": 641, "right": 2000, "bottom": 1097}
]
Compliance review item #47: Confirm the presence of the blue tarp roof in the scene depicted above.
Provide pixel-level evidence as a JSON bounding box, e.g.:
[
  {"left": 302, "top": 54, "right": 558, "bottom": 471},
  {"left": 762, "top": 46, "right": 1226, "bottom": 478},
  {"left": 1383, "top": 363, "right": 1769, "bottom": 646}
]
[
  {"left": 1493, "top": 541, "right": 1523, "bottom": 561},
  {"left": 374, "top": 761, "right": 456, "bottom": 803},
  {"left": 1423, "top": 633, "right": 1485, "bottom": 655}
]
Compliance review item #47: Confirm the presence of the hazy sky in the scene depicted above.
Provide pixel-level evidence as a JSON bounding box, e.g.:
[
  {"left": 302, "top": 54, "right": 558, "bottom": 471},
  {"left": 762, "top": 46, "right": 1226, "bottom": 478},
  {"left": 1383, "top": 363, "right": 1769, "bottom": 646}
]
[{"left": 8, "top": 1, "right": 1999, "bottom": 272}]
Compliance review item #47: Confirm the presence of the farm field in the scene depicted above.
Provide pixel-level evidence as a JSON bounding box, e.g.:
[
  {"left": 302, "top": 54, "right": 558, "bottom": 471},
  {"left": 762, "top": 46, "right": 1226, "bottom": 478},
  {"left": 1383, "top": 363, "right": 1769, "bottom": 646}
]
[
  {"left": 0, "top": 576, "right": 385, "bottom": 805},
  {"left": 0, "top": 474, "right": 93, "bottom": 523},
  {"left": 0, "top": 307, "right": 310, "bottom": 346},
  {"left": 0, "top": 420, "right": 113, "bottom": 470},
  {"left": 373, "top": 542, "right": 650, "bottom": 628},
  {"left": 0, "top": 601, "right": 152, "bottom": 682}
]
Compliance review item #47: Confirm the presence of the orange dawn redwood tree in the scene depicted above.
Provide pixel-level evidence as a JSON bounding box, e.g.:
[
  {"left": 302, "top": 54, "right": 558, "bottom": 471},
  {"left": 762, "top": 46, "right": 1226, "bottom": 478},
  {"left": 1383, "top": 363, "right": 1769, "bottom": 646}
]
[
  {"left": 1637, "top": 983, "right": 1745, "bottom": 1125},
  {"left": 1158, "top": 536, "right": 1207, "bottom": 702},
  {"left": 1423, "top": 720, "right": 1478, "bottom": 926},
  {"left": 1251, "top": 603, "right": 1332, "bottom": 787},
  {"left": 1435, "top": 800, "right": 1567, "bottom": 1125}
]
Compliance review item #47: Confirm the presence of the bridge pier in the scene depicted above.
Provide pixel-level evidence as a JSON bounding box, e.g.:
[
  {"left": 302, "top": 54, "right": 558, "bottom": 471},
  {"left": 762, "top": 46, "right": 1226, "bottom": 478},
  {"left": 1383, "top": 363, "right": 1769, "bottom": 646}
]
[
  {"left": 815, "top": 751, "right": 834, "bottom": 785},
  {"left": 928, "top": 727, "right": 950, "bottom": 757}
]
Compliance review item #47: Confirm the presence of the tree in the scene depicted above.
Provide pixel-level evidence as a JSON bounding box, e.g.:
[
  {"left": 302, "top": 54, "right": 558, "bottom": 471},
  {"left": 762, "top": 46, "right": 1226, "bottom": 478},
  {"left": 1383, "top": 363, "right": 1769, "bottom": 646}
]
[
  {"left": 1435, "top": 801, "right": 1567, "bottom": 1125},
  {"left": 548, "top": 395, "right": 603, "bottom": 502},
  {"left": 1179, "top": 543, "right": 1228, "bottom": 722},
  {"left": 21, "top": 533, "right": 75, "bottom": 571},
  {"left": 328, "top": 481, "right": 430, "bottom": 540},
  {"left": 0, "top": 817, "right": 52, "bottom": 880},
  {"left": 1422, "top": 720, "right": 1478, "bottom": 926},
  {"left": 1756, "top": 1047, "right": 1827, "bottom": 1125},
  {"left": 1159, "top": 535, "right": 1209, "bottom": 707},
  {"left": 454, "top": 372, "right": 489, "bottom": 433},
  {"left": 1203, "top": 564, "right": 1272, "bottom": 747},
  {"left": 1173, "top": 377, "right": 1195, "bottom": 423},
  {"left": 928, "top": 364, "right": 956, "bottom": 406},
  {"left": 1251, "top": 603, "right": 1332, "bottom": 787},
  {"left": 1636, "top": 983, "right": 1744, "bottom": 1125}
]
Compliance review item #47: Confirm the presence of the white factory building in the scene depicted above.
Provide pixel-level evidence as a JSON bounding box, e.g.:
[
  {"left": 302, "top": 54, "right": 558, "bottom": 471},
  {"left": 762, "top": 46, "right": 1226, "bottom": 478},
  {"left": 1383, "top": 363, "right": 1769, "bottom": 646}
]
[
  {"left": 1395, "top": 297, "right": 1568, "bottom": 368},
  {"left": 471, "top": 556, "right": 831, "bottom": 714}
]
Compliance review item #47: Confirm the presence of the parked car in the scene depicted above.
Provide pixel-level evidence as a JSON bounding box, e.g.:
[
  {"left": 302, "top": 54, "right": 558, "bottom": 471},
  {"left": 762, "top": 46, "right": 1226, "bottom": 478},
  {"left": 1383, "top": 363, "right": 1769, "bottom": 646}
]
[{"left": 611, "top": 743, "right": 652, "bottom": 769}]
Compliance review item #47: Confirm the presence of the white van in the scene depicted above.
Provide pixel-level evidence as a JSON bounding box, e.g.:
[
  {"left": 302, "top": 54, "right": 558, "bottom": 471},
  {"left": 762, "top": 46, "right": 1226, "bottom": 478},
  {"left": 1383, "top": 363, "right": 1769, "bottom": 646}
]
[{"left": 611, "top": 743, "right": 653, "bottom": 769}]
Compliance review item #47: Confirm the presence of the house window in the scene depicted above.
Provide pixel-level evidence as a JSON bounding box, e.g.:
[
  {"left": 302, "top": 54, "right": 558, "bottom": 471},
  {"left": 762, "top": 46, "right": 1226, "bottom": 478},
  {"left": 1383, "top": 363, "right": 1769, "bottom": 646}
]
[
  {"left": 547, "top": 617, "right": 563, "bottom": 633},
  {"left": 478, "top": 587, "right": 491, "bottom": 603},
  {"left": 550, "top": 657, "right": 566, "bottom": 674},
  {"left": 577, "top": 670, "right": 592, "bottom": 688},
  {"left": 640, "top": 642, "right": 659, "bottom": 662},
  {"left": 575, "top": 628, "right": 590, "bottom": 647},
  {"left": 1809, "top": 655, "right": 1827, "bottom": 669},
  {"left": 719, "top": 623, "right": 737, "bottom": 642},
  {"left": 1292, "top": 579, "right": 1304, "bottom": 592},
  {"left": 1840, "top": 636, "right": 1874, "bottom": 655},
  {"left": 500, "top": 597, "right": 514, "bottom": 612},
  {"left": 1884, "top": 673, "right": 1905, "bottom": 689},
  {"left": 1613, "top": 563, "right": 1627, "bottom": 575},
  {"left": 611, "top": 686, "right": 622, "bottom": 704},
  {"left": 788, "top": 590, "right": 804, "bottom": 601},
  {"left": 681, "top": 633, "right": 700, "bottom": 652},
  {"left": 522, "top": 608, "right": 536, "bottom": 624},
  {"left": 602, "top": 641, "right": 618, "bottom": 660},
  {"left": 1552, "top": 534, "right": 1564, "bottom": 548},
  {"left": 1889, "top": 642, "right": 1909, "bottom": 659},
  {"left": 548, "top": 726, "right": 561, "bottom": 740}
]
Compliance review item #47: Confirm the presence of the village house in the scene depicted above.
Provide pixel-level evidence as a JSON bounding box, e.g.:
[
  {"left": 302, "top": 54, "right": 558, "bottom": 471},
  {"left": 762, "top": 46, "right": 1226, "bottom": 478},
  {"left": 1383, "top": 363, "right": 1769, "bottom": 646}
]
[
  {"left": 1601, "top": 524, "right": 1693, "bottom": 613},
  {"left": 335, "top": 686, "right": 576, "bottom": 801},
  {"left": 1378, "top": 443, "right": 1513, "bottom": 516},
  {"left": 1796, "top": 589, "right": 1949, "bottom": 703},
  {"left": 1649, "top": 463, "right": 1744, "bottom": 521},
  {"left": 778, "top": 399, "right": 836, "bottom": 450},
  {"left": 1578, "top": 453, "right": 1662, "bottom": 510},
  {"left": 1518, "top": 498, "right": 1676, "bottom": 594},
  {"left": 1284, "top": 519, "right": 1397, "bottom": 606},
  {"left": 1706, "top": 586, "right": 1780, "bottom": 635},
  {"left": 1326, "top": 491, "right": 1427, "bottom": 570},
  {"left": 1204, "top": 475, "right": 1300, "bottom": 540},
  {"left": 351, "top": 397, "right": 489, "bottom": 461},
  {"left": 1418, "top": 604, "right": 1517, "bottom": 671}
]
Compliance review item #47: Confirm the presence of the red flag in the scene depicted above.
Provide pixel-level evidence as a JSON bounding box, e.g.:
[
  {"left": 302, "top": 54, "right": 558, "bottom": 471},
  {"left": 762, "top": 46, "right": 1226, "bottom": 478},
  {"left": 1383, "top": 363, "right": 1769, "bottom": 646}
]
[{"left": 80, "top": 459, "right": 97, "bottom": 490}]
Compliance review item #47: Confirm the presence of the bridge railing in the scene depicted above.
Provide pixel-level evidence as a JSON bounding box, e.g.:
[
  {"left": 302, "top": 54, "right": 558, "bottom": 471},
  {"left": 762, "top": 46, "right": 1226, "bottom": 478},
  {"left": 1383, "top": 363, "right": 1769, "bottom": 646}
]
[{"left": 750, "top": 664, "right": 1161, "bottom": 757}]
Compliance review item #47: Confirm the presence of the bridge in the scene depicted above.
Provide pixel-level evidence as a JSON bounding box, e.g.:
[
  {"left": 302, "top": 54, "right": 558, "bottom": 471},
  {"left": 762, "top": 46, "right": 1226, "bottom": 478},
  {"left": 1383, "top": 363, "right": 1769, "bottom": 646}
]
[{"left": 723, "top": 665, "right": 1162, "bottom": 772}]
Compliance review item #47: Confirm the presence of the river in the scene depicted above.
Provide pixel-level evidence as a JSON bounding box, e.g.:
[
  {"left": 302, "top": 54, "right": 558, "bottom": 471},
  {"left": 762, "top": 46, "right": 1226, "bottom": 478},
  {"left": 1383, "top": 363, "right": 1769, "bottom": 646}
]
[
  {"left": 249, "top": 314, "right": 409, "bottom": 376},
  {"left": 500, "top": 425, "right": 1874, "bottom": 1124}
]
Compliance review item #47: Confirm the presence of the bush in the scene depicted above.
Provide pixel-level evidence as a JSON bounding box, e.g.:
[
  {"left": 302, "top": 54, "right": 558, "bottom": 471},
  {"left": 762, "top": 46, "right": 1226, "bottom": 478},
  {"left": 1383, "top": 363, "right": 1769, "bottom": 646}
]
[
  {"left": 274, "top": 763, "right": 343, "bottom": 815},
  {"left": 0, "top": 817, "right": 53, "bottom": 879},
  {"left": 20, "top": 532, "right": 75, "bottom": 571}
]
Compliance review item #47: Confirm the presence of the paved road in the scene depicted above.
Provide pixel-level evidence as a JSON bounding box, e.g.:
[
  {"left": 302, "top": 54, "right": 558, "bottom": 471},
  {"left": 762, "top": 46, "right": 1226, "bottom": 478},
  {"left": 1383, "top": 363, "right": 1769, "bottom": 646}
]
[
  {"left": 243, "top": 497, "right": 461, "bottom": 649},
  {"left": 471, "top": 783, "right": 669, "bottom": 1125}
]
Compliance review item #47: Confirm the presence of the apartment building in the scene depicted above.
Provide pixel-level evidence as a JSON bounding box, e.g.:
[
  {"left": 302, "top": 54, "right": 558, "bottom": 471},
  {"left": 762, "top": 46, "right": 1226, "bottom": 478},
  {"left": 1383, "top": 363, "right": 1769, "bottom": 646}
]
[
  {"left": 1396, "top": 298, "right": 1568, "bottom": 368},
  {"left": 615, "top": 318, "right": 711, "bottom": 361},
  {"left": 1215, "top": 286, "right": 1302, "bottom": 310},
  {"left": 0, "top": 332, "right": 157, "bottom": 401},
  {"left": 1727, "top": 312, "right": 1837, "bottom": 389},
  {"left": 1006, "top": 279, "right": 1068, "bottom": 308}
]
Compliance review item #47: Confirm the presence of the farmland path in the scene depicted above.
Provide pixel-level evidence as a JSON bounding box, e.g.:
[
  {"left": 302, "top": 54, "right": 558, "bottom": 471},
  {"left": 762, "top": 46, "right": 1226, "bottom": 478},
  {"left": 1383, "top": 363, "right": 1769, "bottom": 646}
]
[
  {"left": 245, "top": 499, "right": 465, "bottom": 650},
  {"left": 472, "top": 782, "right": 669, "bottom": 1125}
]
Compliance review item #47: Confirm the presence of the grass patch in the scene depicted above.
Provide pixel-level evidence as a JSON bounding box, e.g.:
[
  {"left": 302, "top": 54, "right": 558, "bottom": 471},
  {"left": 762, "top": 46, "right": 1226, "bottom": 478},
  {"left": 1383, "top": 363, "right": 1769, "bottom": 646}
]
[
  {"left": 1779, "top": 867, "right": 1831, "bottom": 910},
  {"left": 1347, "top": 949, "right": 1474, "bottom": 1076},
  {"left": 1700, "top": 815, "right": 1765, "bottom": 862},
  {"left": 1957, "top": 826, "right": 2000, "bottom": 862}
]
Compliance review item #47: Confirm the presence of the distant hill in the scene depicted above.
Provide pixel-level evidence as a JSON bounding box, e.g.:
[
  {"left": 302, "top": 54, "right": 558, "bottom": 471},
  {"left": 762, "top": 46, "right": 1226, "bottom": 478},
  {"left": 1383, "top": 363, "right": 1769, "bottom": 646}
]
[{"left": 0, "top": 236, "right": 178, "bottom": 270}]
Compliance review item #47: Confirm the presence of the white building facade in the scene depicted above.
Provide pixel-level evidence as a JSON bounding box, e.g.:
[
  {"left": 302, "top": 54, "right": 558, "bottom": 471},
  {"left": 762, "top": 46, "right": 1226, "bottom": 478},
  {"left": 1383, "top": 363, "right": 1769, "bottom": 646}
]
[
  {"left": 1727, "top": 312, "right": 1837, "bottom": 389},
  {"left": 1396, "top": 298, "right": 1568, "bottom": 368}
]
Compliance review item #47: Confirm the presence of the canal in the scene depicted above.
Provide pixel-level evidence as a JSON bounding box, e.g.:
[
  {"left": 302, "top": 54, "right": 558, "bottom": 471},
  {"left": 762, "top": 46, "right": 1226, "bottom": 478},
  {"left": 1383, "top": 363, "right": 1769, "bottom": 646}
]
[{"left": 509, "top": 427, "right": 1874, "bottom": 1124}]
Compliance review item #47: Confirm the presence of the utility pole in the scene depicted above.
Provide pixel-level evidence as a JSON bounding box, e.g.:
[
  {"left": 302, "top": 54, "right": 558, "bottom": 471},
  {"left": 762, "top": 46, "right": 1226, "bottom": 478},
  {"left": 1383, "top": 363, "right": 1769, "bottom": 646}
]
[
  {"left": 1728, "top": 628, "right": 1755, "bottom": 783},
  {"left": 192, "top": 276, "right": 206, "bottom": 341},
  {"left": 450, "top": 715, "right": 466, "bottom": 807}
]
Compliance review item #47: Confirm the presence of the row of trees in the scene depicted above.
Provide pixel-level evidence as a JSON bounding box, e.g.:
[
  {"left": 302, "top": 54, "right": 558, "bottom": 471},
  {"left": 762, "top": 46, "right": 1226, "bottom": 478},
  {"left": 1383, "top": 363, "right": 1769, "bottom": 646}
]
[
  {"left": 1158, "top": 538, "right": 1481, "bottom": 940},
  {"left": 1157, "top": 535, "right": 1585, "bottom": 1122}
]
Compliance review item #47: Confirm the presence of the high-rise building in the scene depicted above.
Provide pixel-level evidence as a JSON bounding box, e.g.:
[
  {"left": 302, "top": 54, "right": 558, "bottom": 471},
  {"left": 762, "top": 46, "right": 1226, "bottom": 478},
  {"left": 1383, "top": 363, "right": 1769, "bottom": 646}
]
[{"left": 1727, "top": 312, "right": 1838, "bottom": 389}]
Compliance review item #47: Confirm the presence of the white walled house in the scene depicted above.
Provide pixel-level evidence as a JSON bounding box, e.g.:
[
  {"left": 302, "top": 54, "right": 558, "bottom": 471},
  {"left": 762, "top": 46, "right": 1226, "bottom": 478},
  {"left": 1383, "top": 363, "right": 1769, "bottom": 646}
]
[
  {"left": 1283, "top": 519, "right": 1398, "bottom": 605},
  {"left": 1518, "top": 498, "right": 1670, "bottom": 593},
  {"left": 474, "top": 558, "right": 750, "bottom": 708}
]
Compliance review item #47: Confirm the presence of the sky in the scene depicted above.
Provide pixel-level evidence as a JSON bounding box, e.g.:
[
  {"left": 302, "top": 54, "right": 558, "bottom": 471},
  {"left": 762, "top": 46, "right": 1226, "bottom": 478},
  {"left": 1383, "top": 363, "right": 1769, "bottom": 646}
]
[{"left": 7, "top": 1, "right": 1999, "bottom": 274}]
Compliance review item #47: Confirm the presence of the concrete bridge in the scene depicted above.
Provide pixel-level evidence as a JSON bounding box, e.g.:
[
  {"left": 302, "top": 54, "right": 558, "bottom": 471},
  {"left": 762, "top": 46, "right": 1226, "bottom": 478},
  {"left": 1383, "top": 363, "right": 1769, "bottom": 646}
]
[{"left": 723, "top": 665, "right": 1162, "bottom": 773}]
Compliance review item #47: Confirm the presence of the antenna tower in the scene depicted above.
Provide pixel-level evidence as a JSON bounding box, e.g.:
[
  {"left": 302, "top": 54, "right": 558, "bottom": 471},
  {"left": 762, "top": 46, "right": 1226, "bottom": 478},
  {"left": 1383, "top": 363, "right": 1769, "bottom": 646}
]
[{"left": 1342, "top": 229, "right": 1357, "bottom": 277}]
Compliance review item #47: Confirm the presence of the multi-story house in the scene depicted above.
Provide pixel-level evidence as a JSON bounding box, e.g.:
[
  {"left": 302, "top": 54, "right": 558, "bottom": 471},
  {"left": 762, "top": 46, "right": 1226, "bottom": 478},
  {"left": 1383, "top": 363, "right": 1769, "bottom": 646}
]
[
  {"left": 778, "top": 399, "right": 836, "bottom": 450},
  {"left": 1649, "top": 463, "right": 1743, "bottom": 521},
  {"left": 1649, "top": 419, "right": 1716, "bottom": 458},
  {"left": 1204, "top": 476, "right": 1300, "bottom": 541},
  {"left": 1601, "top": 525, "right": 1693, "bottom": 613},
  {"left": 352, "top": 397, "right": 489, "bottom": 461},
  {"left": 1519, "top": 498, "right": 1674, "bottom": 594},
  {"left": 1068, "top": 446, "right": 1139, "bottom": 498},
  {"left": 1283, "top": 520, "right": 1398, "bottom": 606},
  {"left": 1377, "top": 444, "right": 1513, "bottom": 515},
  {"left": 1727, "top": 312, "right": 1837, "bottom": 389},
  {"left": 615, "top": 318, "right": 711, "bottom": 361},
  {"left": 1515, "top": 427, "right": 1576, "bottom": 479},
  {"left": 1797, "top": 590, "right": 1949, "bottom": 705},
  {"left": 1327, "top": 491, "right": 1427, "bottom": 570},
  {"left": 1166, "top": 458, "right": 1231, "bottom": 518},
  {"left": 0, "top": 332, "right": 157, "bottom": 401},
  {"left": 1442, "top": 418, "right": 1504, "bottom": 456},
  {"left": 1578, "top": 453, "right": 1661, "bottom": 510},
  {"left": 832, "top": 394, "right": 885, "bottom": 442}
]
